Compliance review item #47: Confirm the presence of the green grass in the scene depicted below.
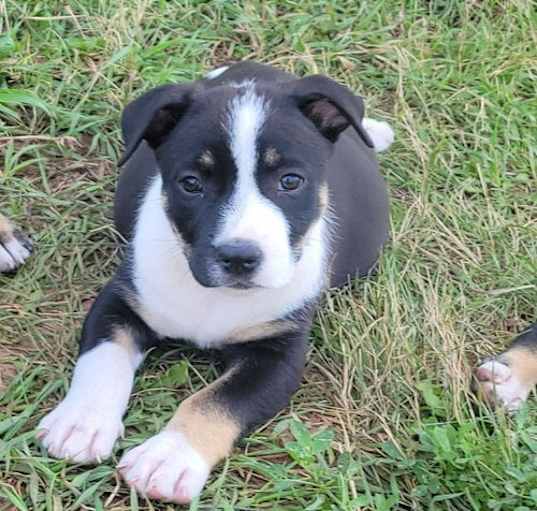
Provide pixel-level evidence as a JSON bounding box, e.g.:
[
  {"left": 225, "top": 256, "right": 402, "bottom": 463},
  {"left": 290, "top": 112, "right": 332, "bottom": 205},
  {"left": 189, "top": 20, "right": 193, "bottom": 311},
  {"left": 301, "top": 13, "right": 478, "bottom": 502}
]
[{"left": 1, "top": 0, "right": 536, "bottom": 509}]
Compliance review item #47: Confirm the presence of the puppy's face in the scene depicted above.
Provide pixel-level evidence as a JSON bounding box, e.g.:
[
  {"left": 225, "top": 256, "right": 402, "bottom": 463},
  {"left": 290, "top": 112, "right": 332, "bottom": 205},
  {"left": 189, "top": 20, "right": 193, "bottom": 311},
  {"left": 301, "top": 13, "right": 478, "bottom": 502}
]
[
  {"left": 157, "top": 84, "right": 332, "bottom": 289},
  {"left": 121, "top": 74, "right": 371, "bottom": 290}
]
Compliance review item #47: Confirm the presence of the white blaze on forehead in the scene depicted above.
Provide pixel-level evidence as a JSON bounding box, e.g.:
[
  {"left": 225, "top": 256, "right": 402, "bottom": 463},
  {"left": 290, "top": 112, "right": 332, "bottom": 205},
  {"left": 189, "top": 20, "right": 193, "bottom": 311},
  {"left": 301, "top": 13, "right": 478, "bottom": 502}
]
[
  {"left": 216, "top": 84, "right": 294, "bottom": 288},
  {"left": 227, "top": 84, "right": 268, "bottom": 181}
]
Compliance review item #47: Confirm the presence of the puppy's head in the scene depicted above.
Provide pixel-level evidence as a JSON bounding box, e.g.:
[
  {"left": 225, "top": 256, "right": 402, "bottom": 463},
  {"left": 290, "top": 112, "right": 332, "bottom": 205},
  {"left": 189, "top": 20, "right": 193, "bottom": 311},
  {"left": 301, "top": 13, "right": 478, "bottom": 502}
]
[{"left": 121, "top": 74, "right": 372, "bottom": 290}]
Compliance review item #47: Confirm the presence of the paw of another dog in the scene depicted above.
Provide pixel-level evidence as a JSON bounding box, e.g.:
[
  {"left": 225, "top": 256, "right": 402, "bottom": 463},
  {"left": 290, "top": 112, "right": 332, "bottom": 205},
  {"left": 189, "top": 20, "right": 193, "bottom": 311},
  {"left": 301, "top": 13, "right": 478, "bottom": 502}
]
[
  {"left": 0, "top": 216, "right": 32, "bottom": 273},
  {"left": 37, "top": 398, "right": 124, "bottom": 464},
  {"left": 119, "top": 431, "right": 210, "bottom": 504},
  {"left": 474, "top": 359, "right": 531, "bottom": 412}
]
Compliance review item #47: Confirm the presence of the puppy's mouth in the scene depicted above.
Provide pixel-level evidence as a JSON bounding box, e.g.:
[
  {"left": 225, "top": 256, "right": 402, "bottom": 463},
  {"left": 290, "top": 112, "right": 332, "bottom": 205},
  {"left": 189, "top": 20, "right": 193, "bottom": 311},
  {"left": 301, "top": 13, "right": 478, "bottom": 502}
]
[
  {"left": 225, "top": 280, "right": 260, "bottom": 290},
  {"left": 200, "top": 277, "right": 262, "bottom": 291},
  {"left": 208, "top": 270, "right": 262, "bottom": 290}
]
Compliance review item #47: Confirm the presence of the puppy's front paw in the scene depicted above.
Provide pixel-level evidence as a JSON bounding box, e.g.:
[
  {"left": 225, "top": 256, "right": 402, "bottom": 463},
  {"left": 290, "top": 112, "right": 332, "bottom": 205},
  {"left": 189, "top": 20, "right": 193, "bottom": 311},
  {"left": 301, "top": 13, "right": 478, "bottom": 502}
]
[
  {"left": 119, "top": 431, "right": 210, "bottom": 504},
  {"left": 474, "top": 359, "right": 531, "bottom": 412},
  {"left": 37, "top": 398, "right": 123, "bottom": 464},
  {"left": 0, "top": 216, "right": 32, "bottom": 273}
]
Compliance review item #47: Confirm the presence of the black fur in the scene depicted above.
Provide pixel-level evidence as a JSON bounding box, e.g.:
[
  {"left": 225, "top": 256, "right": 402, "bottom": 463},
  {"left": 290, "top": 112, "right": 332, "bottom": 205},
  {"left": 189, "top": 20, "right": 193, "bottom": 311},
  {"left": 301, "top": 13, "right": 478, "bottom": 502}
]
[
  {"left": 507, "top": 323, "right": 537, "bottom": 353},
  {"left": 218, "top": 328, "right": 310, "bottom": 435}
]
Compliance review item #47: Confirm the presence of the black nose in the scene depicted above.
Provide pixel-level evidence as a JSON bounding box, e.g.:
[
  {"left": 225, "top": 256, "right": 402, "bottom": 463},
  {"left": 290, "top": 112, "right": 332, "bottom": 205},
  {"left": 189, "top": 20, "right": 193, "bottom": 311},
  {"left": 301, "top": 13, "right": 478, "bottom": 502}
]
[{"left": 216, "top": 240, "right": 262, "bottom": 275}]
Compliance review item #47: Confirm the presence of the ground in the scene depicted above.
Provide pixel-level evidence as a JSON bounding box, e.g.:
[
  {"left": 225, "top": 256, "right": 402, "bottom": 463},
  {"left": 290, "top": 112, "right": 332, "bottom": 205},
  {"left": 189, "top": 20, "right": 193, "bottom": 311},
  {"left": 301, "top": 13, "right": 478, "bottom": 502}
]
[{"left": 1, "top": 1, "right": 536, "bottom": 510}]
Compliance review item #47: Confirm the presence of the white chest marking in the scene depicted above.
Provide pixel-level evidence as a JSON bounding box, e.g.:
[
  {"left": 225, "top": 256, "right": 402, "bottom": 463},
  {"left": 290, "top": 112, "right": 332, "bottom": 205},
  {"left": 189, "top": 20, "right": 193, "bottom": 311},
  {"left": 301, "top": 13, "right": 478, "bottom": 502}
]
[{"left": 132, "top": 176, "right": 327, "bottom": 348}]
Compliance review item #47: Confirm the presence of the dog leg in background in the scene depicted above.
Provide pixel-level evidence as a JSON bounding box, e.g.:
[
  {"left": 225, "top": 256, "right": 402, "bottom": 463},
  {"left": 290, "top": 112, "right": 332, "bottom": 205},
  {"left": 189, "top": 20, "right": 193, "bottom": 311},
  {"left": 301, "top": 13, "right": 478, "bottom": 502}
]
[
  {"left": 37, "top": 281, "right": 149, "bottom": 463},
  {"left": 475, "top": 323, "right": 537, "bottom": 411},
  {"left": 0, "top": 213, "right": 32, "bottom": 272},
  {"left": 119, "top": 332, "right": 308, "bottom": 504}
]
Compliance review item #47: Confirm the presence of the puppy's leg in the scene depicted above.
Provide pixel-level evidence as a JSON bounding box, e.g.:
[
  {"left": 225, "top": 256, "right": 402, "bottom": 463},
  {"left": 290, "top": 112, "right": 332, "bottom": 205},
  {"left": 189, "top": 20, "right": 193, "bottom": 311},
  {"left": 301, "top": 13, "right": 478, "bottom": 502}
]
[
  {"left": 37, "top": 281, "right": 150, "bottom": 463},
  {"left": 0, "top": 213, "right": 32, "bottom": 272},
  {"left": 475, "top": 323, "right": 537, "bottom": 411},
  {"left": 119, "top": 332, "right": 308, "bottom": 504}
]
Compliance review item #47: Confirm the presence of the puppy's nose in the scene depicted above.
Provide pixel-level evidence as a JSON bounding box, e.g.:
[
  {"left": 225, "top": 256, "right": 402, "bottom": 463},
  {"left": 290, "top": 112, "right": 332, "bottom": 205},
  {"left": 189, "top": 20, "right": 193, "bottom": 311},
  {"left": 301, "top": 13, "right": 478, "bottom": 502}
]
[{"left": 216, "top": 240, "right": 262, "bottom": 275}]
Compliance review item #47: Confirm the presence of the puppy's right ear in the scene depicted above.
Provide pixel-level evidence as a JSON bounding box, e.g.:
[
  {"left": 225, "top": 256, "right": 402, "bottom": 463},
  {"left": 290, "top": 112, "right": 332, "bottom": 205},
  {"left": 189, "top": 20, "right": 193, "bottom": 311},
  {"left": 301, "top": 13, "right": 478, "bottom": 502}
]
[{"left": 119, "top": 84, "right": 194, "bottom": 166}]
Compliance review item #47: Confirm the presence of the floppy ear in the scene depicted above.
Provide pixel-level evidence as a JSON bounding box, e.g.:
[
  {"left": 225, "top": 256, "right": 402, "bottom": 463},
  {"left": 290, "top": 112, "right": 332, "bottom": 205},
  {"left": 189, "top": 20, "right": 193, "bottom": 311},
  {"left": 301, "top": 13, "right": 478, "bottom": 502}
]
[
  {"left": 119, "top": 84, "right": 194, "bottom": 166},
  {"left": 291, "top": 75, "right": 373, "bottom": 147}
]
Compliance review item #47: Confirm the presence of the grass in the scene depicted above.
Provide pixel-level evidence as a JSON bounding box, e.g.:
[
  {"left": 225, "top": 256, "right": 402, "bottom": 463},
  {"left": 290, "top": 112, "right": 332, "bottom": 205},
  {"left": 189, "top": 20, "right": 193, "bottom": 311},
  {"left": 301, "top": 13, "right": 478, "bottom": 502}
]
[{"left": 1, "top": 0, "right": 536, "bottom": 509}]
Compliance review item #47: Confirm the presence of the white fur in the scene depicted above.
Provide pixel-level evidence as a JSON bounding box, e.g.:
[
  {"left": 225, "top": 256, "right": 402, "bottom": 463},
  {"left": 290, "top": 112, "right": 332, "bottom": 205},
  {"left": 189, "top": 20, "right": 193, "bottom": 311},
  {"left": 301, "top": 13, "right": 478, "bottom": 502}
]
[
  {"left": 0, "top": 244, "right": 16, "bottom": 272},
  {"left": 133, "top": 175, "right": 327, "bottom": 348},
  {"left": 205, "top": 65, "right": 229, "bottom": 80},
  {"left": 362, "top": 118, "right": 394, "bottom": 153},
  {"left": 37, "top": 342, "right": 142, "bottom": 463},
  {"left": 5, "top": 237, "right": 30, "bottom": 264},
  {"left": 475, "top": 359, "right": 531, "bottom": 412},
  {"left": 119, "top": 431, "right": 209, "bottom": 504},
  {"left": 215, "top": 85, "right": 295, "bottom": 288},
  {"left": 0, "top": 237, "right": 31, "bottom": 271}
]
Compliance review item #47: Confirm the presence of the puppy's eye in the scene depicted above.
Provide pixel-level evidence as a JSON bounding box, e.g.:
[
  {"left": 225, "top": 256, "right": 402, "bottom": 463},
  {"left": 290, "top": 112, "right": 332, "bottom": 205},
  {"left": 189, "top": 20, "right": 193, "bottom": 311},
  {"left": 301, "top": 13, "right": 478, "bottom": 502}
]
[
  {"left": 179, "top": 176, "right": 203, "bottom": 194},
  {"left": 279, "top": 173, "right": 304, "bottom": 191}
]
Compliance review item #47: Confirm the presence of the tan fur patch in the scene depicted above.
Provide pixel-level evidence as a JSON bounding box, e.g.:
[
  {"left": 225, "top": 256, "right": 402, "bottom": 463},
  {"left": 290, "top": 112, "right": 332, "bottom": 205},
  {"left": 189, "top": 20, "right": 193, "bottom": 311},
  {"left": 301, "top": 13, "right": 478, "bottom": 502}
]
[
  {"left": 160, "top": 190, "right": 169, "bottom": 213},
  {"left": 264, "top": 147, "right": 280, "bottom": 166},
  {"left": 227, "top": 319, "right": 298, "bottom": 343},
  {"left": 503, "top": 347, "right": 537, "bottom": 386},
  {"left": 117, "top": 283, "right": 141, "bottom": 315},
  {"left": 166, "top": 369, "right": 241, "bottom": 466},
  {"left": 199, "top": 150, "right": 215, "bottom": 167},
  {"left": 111, "top": 325, "right": 140, "bottom": 362},
  {"left": 0, "top": 213, "right": 14, "bottom": 240},
  {"left": 318, "top": 183, "right": 329, "bottom": 213}
]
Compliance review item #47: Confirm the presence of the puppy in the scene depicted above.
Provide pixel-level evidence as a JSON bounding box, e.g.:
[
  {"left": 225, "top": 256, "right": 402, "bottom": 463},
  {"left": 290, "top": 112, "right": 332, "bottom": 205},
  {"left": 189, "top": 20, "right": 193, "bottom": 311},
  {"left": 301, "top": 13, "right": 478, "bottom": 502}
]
[
  {"left": 0, "top": 213, "right": 32, "bottom": 273},
  {"left": 37, "top": 61, "right": 394, "bottom": 503}
]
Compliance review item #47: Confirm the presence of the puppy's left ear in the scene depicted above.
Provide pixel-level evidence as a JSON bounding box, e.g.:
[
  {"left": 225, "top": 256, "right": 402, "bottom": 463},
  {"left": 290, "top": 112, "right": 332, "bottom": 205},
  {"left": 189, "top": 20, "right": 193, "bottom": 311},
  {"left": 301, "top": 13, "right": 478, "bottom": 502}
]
[
  {"left": 119, "top": 83, "right": 195, "bottom": 166},
  {"left": 291, "top": 75, "right": 373, "bottom": 147}
]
